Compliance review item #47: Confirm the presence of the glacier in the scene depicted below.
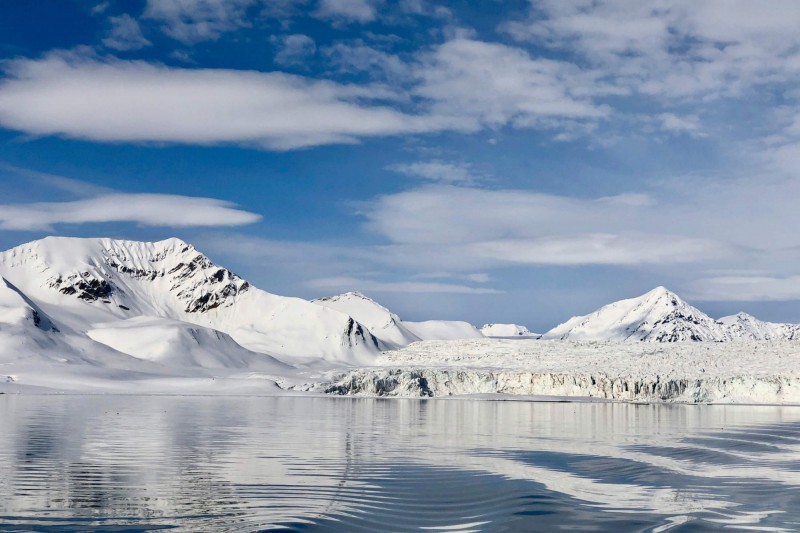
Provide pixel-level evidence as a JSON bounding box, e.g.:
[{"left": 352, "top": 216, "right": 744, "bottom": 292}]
[{"left": 310, "top": 339, "right": 800, "bottom": 403}]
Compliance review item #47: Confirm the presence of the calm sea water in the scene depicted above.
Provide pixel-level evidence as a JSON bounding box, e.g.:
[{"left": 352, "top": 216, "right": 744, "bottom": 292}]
[{"left": 1, "top": 395, "right": 799, "bottom": 532}]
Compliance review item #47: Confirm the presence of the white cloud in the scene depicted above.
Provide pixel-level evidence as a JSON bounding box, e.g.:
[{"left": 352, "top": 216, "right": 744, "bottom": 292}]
[
  {"left": 657, "top": 113, "right": 705, "bottom": 138},
  {"left": 91, "top": 2, "right": 110, "bottom": 15},
  {"left": 102, "top": 14, "right": 152, "bottom": 51},
  {"left": 688, "top": 276, "right": 800, "bottom": 302},
  {"left": 305, "top": 276, "right": 502, "bottom": 294},
  {"left": 359, "top": 186, "right": 663, "bottom": 246},
  {"left": 273, "top": 34, "right": 317, "bottom": 67},
  {"left": 414, "top": 38, "right": 611, "bottom": 130},
  {"left": 351, "top": 183, "right": 758, "bottom": 269},
  {"left": 757, "top": 112, "right": 800, "bottom": 176},
  {"left": 389, "top": 161, "right": 480, "bottom": 184},
  {"left": 143, "top": 0, "right": 257, "bottom": 43},
  {"left": 0, "top": 194, "right": 260, "bottom": 231},
  {"left": 0, "top": 51, "right": 450, "bottom": 150},
  {"left": 0, "top": 41, "right": 615, "bottom": 149},
  {"left": 504, "top": 0, "right": 800, "bottom": 100},
  {"left": 323, "top": 40, "right": 409, "bottom": 80},
  {"left": 462, "top": 234, "right": 727, "bottom": 266},
  {"left": 315, "top": 0, "right": 378, "bottom": 24},
  {"left": 196, "top": 166, "right": 800, "bottom": 300}
]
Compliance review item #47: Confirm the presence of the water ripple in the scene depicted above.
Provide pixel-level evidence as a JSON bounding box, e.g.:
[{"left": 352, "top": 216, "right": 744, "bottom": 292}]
[{"left": 0, "top": 397, "right": 799, "bottom": 531}]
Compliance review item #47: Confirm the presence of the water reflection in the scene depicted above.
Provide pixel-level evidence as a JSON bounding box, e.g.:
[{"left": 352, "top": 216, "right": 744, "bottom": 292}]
[{"left": 1, "top": 396, "right": 799, "bottom": 531}]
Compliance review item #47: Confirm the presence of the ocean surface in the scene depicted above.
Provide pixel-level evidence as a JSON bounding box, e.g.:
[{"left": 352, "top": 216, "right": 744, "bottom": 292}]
[{"left": 1, "top": 395, "right": 800, "bottom": 532}]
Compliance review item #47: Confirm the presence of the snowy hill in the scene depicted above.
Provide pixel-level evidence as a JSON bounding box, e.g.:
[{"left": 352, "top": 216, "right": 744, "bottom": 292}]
[
  {"left": 312, "top": 291, "right": 483, "bottom": 346},
  {"left": 0, "top": 237, "right": 382, "bottom": 365},
  {"left": 542, "top": 287, "right": 800, "bottom": 342},
  {"left": 481, "top": 323, "right": 540, "bottom": 338}
]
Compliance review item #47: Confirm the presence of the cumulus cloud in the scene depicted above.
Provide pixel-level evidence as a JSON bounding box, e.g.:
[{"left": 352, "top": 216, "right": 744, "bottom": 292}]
[
  {"left": 102, "top": 14, "right": 152, "bottom": 51},
  {"left": 413, "top": 38, "right": 611, "bottom": 129},
  {"left": 273, "top": 34, "right": 317, "bottom": 67},
  {"left": 504, "top": 0, "right": 800, "bottom": 100},
  {"left": 323, "top": 40, "right": 409, "bottom": 80},
  {"left": 0, "top": 194, "right": 260, "bottom": 231},
  {"left": 315, "top": 0, "right": 378, "bottom": 24},
  {"left": 143, "top": 0, "right": 257, "bottom": 43},
  {"left": 657, "top": 113, "right": 705, "bottom": 138},
  {"left": 389, "top": 161, "right": 480, "bottom": 185}
]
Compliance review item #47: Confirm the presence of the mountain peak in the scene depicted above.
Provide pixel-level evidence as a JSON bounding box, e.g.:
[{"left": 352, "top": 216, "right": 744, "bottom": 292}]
[
  {"left": 542, "top": 287, "right": 723, "bottom": 342},
  {"left": 641, "top": 286, "right": 681, "bottom": 302},
  {"left": 317, "top": 291, "right": 373, "bottom": 303},
  {"left": 648, "top": 285, "right": 670, "bottom": 295}
]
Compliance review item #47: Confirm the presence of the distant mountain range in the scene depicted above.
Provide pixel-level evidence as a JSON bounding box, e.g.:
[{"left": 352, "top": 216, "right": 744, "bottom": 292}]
[
  {"left": 1, "top": 237, "right": 799, "bottom": 379},
  {"left": 542, "top": 286, "right": 800, "bottom": 342}
]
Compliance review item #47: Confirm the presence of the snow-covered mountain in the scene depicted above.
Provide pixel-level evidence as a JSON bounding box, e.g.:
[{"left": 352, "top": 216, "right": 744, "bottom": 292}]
[
  {"left": 542, "top": 286, "right": 800, "bottom": 342},
  {"left": 480, "top": 323, "right": 540, "bottom": 338},
  {"left": 312, "top": 291, "right": 483, "bottom": 347},
  {"left": 718, "top": 312, "right": 800, "bottom": 341},
  {"left": 0, "top": 237, "right": 382, "bottom": 366}
]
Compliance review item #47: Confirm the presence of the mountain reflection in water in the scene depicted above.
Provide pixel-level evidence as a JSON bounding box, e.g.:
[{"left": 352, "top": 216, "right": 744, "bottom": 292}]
[{"left": 1, "top": 396, "right": 799, "bottom": 532}]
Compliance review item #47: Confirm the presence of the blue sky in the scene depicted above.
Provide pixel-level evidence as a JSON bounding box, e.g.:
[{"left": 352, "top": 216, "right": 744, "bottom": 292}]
[{"left": 2, "top": 0, "right": 800, "bottom": 330}]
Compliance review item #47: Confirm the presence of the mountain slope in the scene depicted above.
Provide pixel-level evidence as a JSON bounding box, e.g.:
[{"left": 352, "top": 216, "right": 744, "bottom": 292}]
[
  {"left": 312, "top": 291, "right": 483, "bottom": 346},
  {"left": 0, "top": 275, "right": 188, "bottom": 377},
  {"left": 0, "top": 237, "right": 382, "bottom": 365},
  {"left": 542, "top": 287, "right": 728, "bottom": 342},
  {"left": 403, "top": 319, "right": 483, "bottom": 340},
  {"left": 312, "top": 292, "right": 421, "bottom": 348}
]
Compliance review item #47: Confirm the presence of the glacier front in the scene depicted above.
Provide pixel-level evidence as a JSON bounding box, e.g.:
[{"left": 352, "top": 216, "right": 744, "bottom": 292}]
[{"left": 307, "top": 339, "right": 800, "bottom": 404}]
